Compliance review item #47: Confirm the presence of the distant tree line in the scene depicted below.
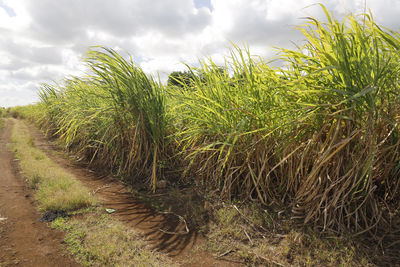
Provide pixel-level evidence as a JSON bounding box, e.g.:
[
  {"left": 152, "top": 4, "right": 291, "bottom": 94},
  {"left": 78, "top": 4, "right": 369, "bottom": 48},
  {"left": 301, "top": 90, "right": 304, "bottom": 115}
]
[
  {"left": 167, "top": 67, "right": 227, "bottom": 90},
  {"left": 167, "top": 71, "right": 195, "bottom": 89}
]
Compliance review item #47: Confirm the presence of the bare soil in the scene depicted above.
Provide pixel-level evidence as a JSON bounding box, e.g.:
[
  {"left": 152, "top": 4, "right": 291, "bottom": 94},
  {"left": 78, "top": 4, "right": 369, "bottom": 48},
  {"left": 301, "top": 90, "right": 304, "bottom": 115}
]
[
  {"left": 0, "top": 120, "right": 79, "bottom": 267},
  {"left": 24, "top": 121, "right": 241, "bottom": 266}
]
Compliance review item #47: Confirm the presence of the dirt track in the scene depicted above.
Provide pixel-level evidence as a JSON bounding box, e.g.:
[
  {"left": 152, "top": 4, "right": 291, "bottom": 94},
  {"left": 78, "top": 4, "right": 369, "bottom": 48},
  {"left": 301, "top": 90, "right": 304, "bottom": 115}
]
[
  {"left": 0, "top": 119, "right": 79, "bottom": 266},
  {"left": 27, "top": 121, "right": 239, "bottom": 267},
  {"left": 0, "top": 119, "right": 239, "bottom": 267}
]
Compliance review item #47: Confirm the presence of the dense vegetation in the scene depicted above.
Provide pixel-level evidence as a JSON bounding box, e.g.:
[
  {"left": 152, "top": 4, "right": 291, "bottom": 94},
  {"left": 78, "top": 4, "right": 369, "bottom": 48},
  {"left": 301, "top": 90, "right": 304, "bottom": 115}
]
[{"left": 13, "top": 7, "right": 400, "bottom": 244}]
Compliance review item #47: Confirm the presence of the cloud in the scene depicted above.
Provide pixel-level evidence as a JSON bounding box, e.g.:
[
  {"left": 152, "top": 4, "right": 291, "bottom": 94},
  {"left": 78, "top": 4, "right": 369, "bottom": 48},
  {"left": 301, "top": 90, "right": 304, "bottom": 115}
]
[
  {"left": 22, "top": 0, "right": 211, "bottom": 44},
  {"left": 0, "top": 0, "right": 399, "bottom": 107},
  {"left": 0, "top": 81, "right": 39, "bottom": 107},
  {"left": 0, "top": 40, "right": 63, "bottom": 65}
]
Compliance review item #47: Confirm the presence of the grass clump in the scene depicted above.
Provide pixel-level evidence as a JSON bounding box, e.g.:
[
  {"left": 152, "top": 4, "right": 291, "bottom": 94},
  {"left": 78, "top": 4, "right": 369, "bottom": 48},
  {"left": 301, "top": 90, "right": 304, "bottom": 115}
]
[
  {"left": 51, "top": 209, "right": 172, "bottom": 267},
  {"left": 10, "top": 119, "right": 95, "bottom": 212}
]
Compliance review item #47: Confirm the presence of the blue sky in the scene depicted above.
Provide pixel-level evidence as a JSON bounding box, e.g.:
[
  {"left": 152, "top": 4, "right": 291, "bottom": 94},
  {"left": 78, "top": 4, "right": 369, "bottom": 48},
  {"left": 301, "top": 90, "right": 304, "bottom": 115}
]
[
  {"left": 1, "top": 0, "right": 400, "bottom": 107},
  {"left": 0, "top": 0, "right": 15, "bottom": 16},
  {"left": 194, "top": 0, "right": 213, "bottom": 10}
]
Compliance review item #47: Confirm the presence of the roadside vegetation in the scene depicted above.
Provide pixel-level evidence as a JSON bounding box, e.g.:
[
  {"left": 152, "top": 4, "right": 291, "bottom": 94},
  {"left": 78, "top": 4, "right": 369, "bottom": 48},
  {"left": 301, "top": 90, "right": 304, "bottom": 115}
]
[
  {"left": 11, "top": 118, "right": 95, "bottom": 212},
  {"left": 10, "top": 6, "right": 400, "bottom": 265},
  {"left": 0, "top": 107, "right": 5, "bottom": 129},
  {"left": 9, "top": 119, "right": 172, "bottom": 266},
  {"left": 51, "top": 210, "right": 172, "bottom": 267}
]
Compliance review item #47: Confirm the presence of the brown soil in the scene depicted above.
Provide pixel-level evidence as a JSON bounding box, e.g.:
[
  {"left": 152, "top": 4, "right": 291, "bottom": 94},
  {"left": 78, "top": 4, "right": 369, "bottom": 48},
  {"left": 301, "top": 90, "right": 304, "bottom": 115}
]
[
  {"left": 0, "top": 120, "right": 79, "bottom": 267},
  {"left": 25, "top": 121, "right": 241, "bottom": 267}
]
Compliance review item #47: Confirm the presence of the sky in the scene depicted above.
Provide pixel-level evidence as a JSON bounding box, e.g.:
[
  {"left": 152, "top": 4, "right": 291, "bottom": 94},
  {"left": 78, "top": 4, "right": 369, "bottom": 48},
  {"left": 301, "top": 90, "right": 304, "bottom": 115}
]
[{"left": 1, "top": 0, "right": 400, "bottom": 108}]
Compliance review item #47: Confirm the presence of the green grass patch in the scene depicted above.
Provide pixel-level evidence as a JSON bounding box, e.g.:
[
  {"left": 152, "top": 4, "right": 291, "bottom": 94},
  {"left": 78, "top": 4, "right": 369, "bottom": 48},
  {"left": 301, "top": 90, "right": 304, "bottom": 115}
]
[
  {"left": 51, "top": 208, "right": 172, "bottom": 267},
  {"left": 10, "top": 119, "right": 95, "bottom": 212}
]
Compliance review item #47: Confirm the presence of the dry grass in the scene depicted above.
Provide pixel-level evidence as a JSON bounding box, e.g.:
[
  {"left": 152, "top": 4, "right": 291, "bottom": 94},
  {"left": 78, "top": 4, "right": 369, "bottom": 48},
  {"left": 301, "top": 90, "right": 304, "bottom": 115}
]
[
  {"left": 127, "top": 187, "right": 376, "bottom": 266},
  {"left": 204, "top": 202, "right": 373, "bottom": 266}
]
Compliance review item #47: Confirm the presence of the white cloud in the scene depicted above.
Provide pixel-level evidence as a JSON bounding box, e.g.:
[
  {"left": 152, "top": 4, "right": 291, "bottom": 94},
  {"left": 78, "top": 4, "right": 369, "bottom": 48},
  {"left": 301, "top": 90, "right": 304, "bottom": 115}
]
[
  {"left": 0, "top": 0, "right": 399, "bottom": 107},
  {"left": 0, "top": 81, "right": 39, "bottom": 107}
]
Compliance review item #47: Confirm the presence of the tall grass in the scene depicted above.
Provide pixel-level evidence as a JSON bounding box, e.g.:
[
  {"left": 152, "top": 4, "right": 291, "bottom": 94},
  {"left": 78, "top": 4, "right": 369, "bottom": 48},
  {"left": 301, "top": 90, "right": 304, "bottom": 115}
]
[
  {"left": 170, "top": 6, "right": 400, "bottom": 235},
  {"left": 36, "top": 48, "right": 167, "bottom": 191},
  {"left": 16, "top": 6, "right": 400, "bottom": 238}
]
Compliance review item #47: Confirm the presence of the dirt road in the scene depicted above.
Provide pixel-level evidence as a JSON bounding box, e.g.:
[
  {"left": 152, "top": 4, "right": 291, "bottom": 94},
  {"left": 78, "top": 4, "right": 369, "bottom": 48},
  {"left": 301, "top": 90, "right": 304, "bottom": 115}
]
[
  {"left": 0, "top": 118, "right": 240, "bottom": 266},
  {"left": 0, "top": 120, "right": 79, "bottom": 267}
]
